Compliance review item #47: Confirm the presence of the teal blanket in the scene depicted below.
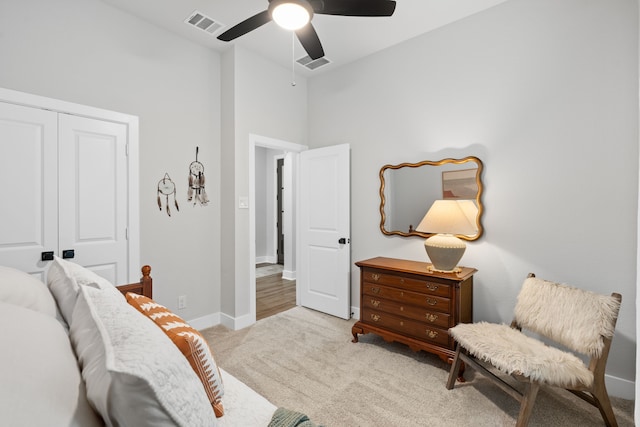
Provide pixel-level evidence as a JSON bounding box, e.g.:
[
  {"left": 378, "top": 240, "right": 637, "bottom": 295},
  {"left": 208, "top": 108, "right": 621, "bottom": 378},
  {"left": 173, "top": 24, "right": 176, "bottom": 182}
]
[{"left": 267, "top": 407, "right": 323, "bottom": 427}]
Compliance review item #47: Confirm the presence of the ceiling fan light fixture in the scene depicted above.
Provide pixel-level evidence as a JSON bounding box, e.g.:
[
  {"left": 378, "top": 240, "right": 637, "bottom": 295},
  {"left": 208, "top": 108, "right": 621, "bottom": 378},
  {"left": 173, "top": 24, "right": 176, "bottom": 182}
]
[{"left": 270, "top": 0, "right": 313, "bottom": 30}]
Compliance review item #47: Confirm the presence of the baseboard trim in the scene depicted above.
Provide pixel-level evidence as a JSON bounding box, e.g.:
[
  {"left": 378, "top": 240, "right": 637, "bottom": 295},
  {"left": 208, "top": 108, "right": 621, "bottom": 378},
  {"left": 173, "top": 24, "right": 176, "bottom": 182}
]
[
  {"left": 215, "top": 311, "right": 255, "bottom": 331},
  {"left": 351, "top": 306, "right": 360, "bottom": 320},
  {"left": 282, "top": 269, "right": 296, "bottom": 280},
  {"left": 190, "top": 310, "right": 257, "bottom": 331},
  {"left": 606, "top": 374, "right": 635, "bottom": 399},
  {"left": 189, "top": 312, "right": 219, "bottom": 331},
  {"left": 256, "top": 256, "right": 277, "bottom": 265}
]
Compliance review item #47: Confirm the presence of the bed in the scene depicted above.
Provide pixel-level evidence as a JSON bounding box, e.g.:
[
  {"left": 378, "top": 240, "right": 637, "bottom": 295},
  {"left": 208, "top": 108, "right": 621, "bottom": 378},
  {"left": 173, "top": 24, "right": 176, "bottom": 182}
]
[{"left": 0, "top": 258, "right": 279, "bottom": 427}]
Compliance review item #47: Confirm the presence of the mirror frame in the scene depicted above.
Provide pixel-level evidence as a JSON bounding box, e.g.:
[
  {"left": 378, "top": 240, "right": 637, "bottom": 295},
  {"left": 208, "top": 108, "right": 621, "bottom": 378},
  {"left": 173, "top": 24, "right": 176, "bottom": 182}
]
[{"left": 379, "top": 156, "right": 484, "bottom": 241}]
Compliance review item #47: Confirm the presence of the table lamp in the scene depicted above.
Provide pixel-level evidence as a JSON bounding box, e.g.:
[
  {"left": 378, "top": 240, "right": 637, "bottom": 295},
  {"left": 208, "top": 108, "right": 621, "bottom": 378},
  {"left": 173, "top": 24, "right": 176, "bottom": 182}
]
[{"left": 416, "top": 200, "right": 478, "bottom": 272}]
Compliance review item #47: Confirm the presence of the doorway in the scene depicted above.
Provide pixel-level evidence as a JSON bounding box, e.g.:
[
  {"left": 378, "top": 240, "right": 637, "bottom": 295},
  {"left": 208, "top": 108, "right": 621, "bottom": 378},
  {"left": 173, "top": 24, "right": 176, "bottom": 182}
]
[
  {"left": 255, "top": 152, "right": 294, "bottom": 320},
  {"left": 249, "top": 134, "right": 308, "bottom": 323}
]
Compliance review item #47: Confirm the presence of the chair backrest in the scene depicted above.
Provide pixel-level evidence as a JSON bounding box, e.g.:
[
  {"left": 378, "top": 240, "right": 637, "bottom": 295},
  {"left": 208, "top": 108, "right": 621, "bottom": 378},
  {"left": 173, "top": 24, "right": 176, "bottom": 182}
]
[{"left": 513, "top": 276, "right": 621, "bottom": 357}]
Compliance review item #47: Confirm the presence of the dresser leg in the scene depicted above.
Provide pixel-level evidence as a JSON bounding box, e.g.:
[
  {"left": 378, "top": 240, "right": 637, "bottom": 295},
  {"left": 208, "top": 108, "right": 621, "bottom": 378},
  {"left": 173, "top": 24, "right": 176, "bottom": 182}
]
[{"left": 351, "top": 324, "right": 364, "bottom": 343}]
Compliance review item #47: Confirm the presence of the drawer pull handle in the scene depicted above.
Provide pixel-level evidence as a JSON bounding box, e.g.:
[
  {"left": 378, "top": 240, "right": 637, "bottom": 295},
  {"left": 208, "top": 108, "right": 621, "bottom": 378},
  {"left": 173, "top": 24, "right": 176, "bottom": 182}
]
[
  {"left": 371, "top": 299, "right": 381, "bottom": 307},
  {"left": 426, "top": 284, "right": 439, "bottom": 291},
  {"left": 426, "top": 298, "right": 437, "bottom": 306},
  {"left": 426, "top": 313, "right": 438, "bottom": 322},
  {"left": 426, "top": 329, "right": 438, "bottom": 339},
  {"left": 370, "top": 314, "right": 381, "bottom": 322},
  {"left": 371, "top": 287, "right": 380, "bottom": 294},
  {"left": 371, "top": 273, "right": 381, "bottom": 281},
  {"left": 399, "top": 278, "right": 405, "bottom": 284}
]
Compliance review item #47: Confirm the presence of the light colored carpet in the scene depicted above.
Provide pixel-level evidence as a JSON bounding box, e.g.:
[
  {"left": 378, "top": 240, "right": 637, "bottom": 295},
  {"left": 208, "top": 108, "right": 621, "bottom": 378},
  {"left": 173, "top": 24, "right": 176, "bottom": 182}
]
[{"left": 201, "top": 306, "right": 634, "bottom": 427}]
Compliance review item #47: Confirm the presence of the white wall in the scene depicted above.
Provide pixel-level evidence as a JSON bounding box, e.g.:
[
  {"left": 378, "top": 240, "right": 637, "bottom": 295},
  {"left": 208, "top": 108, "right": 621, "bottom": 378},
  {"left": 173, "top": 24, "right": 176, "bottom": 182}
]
[
  {"left": 220, "top": 46, "right": 307, "bottom": 324},
  {"left": 0, "top": 0, "right": 222, "bottom": 321},
  {"left": 308, "top": 0, "right": 638, "bottom": 395},
  {"left": 255, "top": 146, "right": 268, "bottom": 260}
]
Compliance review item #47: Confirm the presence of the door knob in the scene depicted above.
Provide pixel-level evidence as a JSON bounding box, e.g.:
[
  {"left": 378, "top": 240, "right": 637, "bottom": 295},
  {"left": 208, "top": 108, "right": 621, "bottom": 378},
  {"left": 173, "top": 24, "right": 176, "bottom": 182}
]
[{"left": 338, "top": 238, "right": 349, "bottom": 244}]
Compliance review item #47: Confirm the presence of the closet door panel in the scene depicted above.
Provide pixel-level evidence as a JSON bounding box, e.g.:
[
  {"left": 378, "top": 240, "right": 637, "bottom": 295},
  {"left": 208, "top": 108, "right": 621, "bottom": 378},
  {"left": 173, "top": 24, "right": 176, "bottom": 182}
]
[
  {"left": 58, "top": 114, "right": 128, "bottom": 285},
  {"left": 0, "top": 103, "right": 57, "bottom": 278}
]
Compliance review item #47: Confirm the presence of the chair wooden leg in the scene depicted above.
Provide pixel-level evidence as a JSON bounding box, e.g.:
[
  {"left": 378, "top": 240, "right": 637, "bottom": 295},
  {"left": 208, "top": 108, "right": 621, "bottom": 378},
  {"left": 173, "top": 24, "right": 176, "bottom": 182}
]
[
  {"left": 446, "top": 344, "right": 463, "bottom": 389},
  {"left": 515, "top": 382, "right": 540, "bottom": 427},
  {"left": 591, "top": 387, "right": 618, "bottom": 427}
]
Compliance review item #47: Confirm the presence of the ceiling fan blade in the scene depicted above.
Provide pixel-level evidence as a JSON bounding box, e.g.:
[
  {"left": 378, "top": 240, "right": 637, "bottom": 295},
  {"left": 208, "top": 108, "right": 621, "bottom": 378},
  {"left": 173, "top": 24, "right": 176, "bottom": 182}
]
[
  {"left": 311, "top": 0, "right": 396, "bottom": 17},
  {"left": 295, "top": 23, "right": 325, "bottom": 60},
  {"left": 217, "top": 10, "right": 272, "bottom": 41}
]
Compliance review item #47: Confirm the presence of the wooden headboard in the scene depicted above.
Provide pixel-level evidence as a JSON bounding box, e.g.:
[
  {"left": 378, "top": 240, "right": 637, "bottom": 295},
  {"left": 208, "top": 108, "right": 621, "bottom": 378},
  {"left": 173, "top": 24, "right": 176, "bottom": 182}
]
[{"left": 116, "top": 265, "right": 152, "bottom": 299}]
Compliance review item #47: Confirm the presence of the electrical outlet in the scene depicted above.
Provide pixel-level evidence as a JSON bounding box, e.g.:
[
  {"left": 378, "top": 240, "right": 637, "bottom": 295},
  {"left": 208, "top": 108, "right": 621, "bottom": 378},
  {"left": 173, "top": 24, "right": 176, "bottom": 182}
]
[{"left": 178, "top": 295, "right": 187, "bottom": 309}]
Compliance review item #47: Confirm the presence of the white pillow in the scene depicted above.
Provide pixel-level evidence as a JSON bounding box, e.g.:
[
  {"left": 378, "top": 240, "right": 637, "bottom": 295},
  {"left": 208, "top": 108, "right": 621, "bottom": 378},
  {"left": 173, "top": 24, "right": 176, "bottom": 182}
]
[
  {"left": 0, "top": 301, "right": 103, "bottom": 427},
  {"left": 47, "top": 257, "right": 80, "bottom": 323},
  {"left": 47, "top": 257, "right": 121, "bottom": 324},
  {"left": 62, "top": 259, "right": 115, "bottom": 290},
  {"left": 0, "top": 266, "right": 57, "bottom": 317},
  {"left": 70, "top": 285, "right": 217, "bottom": 427}
]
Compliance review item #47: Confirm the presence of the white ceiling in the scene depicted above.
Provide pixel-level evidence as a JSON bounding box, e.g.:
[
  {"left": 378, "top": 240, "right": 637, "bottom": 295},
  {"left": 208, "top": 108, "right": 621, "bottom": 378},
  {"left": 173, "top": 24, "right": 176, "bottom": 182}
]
[{"left": 101, "top": 0, "right": 510, "bottom": 76}]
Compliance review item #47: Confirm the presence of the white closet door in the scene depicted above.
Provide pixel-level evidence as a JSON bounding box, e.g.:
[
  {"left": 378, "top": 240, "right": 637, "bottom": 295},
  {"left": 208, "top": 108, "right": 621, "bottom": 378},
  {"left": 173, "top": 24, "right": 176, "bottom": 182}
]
[
  {"left": 58, "top": 114, "right": 128, "bottom": 285},
  {"left": 0, "top": 103, "right": 57, "bottom": 281}
]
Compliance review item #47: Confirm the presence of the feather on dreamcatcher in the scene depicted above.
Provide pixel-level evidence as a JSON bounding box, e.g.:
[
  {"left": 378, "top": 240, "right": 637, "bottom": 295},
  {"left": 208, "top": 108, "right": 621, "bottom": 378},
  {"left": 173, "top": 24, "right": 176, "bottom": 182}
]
[
  {"left": 157, "top": 173, "right": 179, "bottom": 216},
  {"left": 188, "top": 147, "right": 209, "bottom": 206}
]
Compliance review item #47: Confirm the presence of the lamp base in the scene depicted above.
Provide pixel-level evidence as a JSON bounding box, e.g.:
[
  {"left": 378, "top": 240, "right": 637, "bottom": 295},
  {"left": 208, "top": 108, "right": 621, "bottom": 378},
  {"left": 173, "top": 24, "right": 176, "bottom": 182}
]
[
  {"left": 427, "top": 265, "right": 462, "bottom": 274},
  {"left": 424, "top": 234, "right": 466, "bottom": 273}
]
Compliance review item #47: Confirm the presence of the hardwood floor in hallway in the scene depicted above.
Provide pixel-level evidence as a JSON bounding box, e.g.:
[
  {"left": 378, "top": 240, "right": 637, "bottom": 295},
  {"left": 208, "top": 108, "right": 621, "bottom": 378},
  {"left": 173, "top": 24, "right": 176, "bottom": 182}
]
[{"left": 256, "top": 264, "right": 296, "bottom": 321}]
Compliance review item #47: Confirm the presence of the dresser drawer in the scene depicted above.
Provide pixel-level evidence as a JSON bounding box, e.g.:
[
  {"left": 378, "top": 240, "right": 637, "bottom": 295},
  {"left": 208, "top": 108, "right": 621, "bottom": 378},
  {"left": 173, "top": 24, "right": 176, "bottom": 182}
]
[
  {"left": 363, "top": 270, "right": 450, "bottom": 297},
  {"left": 363, "top": 283, "right": 451, "bottom": 314},
  {"left": 362, "top": 308, "right": 451, "bottom": 347},
  {"left": 363, "top": 296, "right": 451, "bottom": 328}
]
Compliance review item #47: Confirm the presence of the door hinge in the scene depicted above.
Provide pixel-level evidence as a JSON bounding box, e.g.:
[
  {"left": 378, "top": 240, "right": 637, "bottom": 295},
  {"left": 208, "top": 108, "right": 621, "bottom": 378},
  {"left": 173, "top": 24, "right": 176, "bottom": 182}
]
[
  {"left": 125, "top": 227, "right": 129, "bottom": 240},
  {"left": 125, "top": 144, "right": 129, "bottom": 156}
]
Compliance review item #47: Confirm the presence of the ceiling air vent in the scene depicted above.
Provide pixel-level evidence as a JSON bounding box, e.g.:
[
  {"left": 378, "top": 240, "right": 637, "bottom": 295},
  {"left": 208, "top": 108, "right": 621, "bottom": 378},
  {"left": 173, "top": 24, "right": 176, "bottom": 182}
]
[
  {"left": 297, "top": 55, "right": 331, "bottom": 71},
  {"left": 185, "top": 10, "right": 224, "bottom": 35}
]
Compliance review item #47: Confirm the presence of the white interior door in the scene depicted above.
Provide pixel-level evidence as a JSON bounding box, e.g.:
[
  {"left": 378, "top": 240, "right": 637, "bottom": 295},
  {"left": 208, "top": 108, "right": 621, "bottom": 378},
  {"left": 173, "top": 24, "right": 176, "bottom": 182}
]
[
  {"left": 298, "top": 144, "right": 350, "bottom": 319},
  {"left": 58, "top": 114, "right": 128, "bottom": 285},
  {"left": 0, "top": 102, "right": 58, "bottom": 281}
]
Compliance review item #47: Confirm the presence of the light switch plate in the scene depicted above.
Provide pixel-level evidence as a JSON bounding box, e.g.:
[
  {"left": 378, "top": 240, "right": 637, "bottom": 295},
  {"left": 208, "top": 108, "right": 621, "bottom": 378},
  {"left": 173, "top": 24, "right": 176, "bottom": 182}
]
[{"left": 239, "top": 196, "right": 249, "bottom": 209}]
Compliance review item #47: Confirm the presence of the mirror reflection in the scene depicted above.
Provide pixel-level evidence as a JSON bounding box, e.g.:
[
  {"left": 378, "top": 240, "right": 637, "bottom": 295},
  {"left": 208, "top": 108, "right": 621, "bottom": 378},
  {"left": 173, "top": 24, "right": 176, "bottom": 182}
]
[{"left": 379, "top": 156, "right": 484, "bottom": 241}]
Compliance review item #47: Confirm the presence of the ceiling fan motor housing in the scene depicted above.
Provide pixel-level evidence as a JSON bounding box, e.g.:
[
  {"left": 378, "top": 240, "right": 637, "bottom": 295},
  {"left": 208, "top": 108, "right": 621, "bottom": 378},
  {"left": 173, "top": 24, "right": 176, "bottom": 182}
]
[{"left": 269, "top": 0, "right": 315, "bottom": 30}]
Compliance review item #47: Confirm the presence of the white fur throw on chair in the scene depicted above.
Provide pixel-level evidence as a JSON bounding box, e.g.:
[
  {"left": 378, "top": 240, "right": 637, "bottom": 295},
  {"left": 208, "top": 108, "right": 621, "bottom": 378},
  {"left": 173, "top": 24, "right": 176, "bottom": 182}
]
[
  {"left": 449, "top": 322, "right": 593, "bottom": 387},
  {"left": 513, "top": 277, "right": 620, "bottom": 357}
]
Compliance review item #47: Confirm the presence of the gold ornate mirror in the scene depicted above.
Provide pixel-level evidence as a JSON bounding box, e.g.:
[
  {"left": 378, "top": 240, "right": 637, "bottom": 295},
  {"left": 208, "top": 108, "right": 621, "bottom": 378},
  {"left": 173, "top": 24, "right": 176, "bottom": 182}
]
[{"left": 379, "top": 156, "right": 484, "bottom": 241}]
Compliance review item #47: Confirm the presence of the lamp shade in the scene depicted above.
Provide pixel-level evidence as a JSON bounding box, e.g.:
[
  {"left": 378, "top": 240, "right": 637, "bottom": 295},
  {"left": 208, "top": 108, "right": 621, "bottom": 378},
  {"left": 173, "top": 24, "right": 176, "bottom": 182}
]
[
  {"left": 416, "top": 200, "right": 478, "bottom": 236},
  {"left": 270, "top": 0, "right": 313, "bottom": 30},
  {"left": 416, "top": 200, "right": 478, "bottom": 272}
]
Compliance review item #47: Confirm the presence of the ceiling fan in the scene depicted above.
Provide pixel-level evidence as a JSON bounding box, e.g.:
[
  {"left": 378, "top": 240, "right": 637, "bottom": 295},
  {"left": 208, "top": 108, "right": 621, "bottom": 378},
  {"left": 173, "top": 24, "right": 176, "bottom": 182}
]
[{"left": 217, "top": 0, "right": 397, "bottom": 60}]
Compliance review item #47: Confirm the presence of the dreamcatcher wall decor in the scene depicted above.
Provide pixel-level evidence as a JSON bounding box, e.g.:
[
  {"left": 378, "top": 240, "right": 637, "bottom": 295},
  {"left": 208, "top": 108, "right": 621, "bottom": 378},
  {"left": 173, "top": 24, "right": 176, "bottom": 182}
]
[
  {"left": 188, "top": 147, "right": 209, "bottom": 206},
  {"left": 157, "top": 173, "right": 179, "bottom": 216}
]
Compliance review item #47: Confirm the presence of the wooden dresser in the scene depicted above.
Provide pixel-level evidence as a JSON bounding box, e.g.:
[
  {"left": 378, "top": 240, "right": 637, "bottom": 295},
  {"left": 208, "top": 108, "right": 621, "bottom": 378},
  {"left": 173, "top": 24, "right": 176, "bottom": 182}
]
[{"left": 352, "top": 257, "right": 476, "bottom": 365}]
